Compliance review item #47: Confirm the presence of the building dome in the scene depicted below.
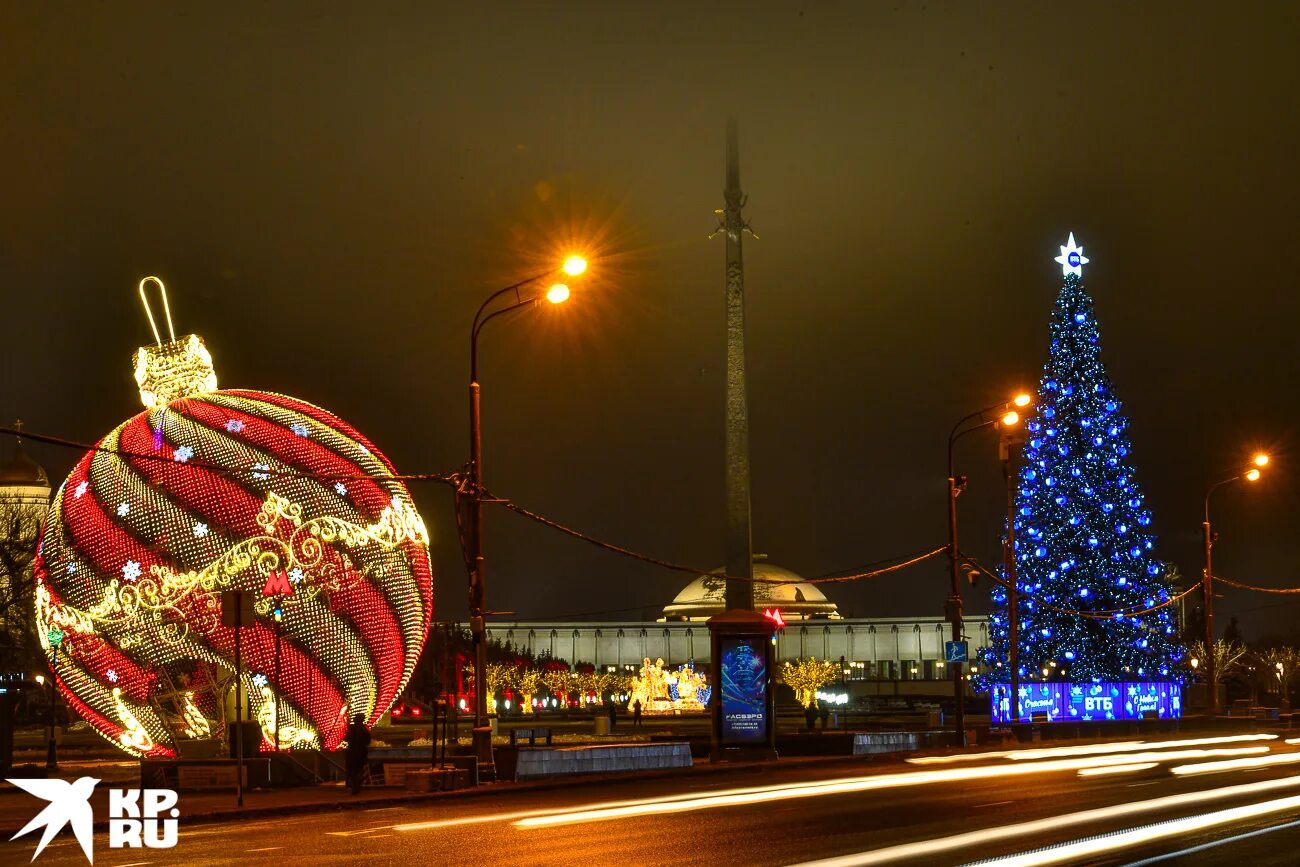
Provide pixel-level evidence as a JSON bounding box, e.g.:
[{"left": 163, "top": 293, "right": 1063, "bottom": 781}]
[
  {"left": 0, "top": 436, "right": 49, "bottom": 487},
  {"left": 662, "top": 557, "right": 840, "bottom": 622}
]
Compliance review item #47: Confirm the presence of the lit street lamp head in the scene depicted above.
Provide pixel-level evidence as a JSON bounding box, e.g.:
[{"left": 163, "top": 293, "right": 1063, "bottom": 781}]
[
  {"left": 546, "top": 283, "right": 571, "bottom": 304},
  {"left": 1013, "top": 393, "right": 1032, "bottom": 408},
  {"left": 1254, "top": 453, "right": 1270, "bottom": 468},
  {"left": 1245, "top": 467, "right": 1262, "bottom": 482},
  {"left": 562, "top": 255, "right": 588, "bottom": 276},
  {"left": 1000, "top": 410, "right": 1021, "bottom": 426}
]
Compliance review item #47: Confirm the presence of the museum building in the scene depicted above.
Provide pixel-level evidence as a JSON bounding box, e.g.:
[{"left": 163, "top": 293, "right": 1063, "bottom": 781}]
[{"left": 472, "top": 558, "right": 990, "bottom": 691}]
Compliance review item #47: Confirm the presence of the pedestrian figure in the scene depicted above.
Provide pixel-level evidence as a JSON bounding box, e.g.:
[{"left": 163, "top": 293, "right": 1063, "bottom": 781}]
[
  {"left": 819, "top": 704, "right": 830, "bottom": 729},
  {"left": 607, "top": 700, "right": 617, "bottom": 731},
  {"left": 632, "top": 698, "right": 642, "bottom": 727},
  {"left": 345, "top": 712, "right": 371, "bottom": 795},
  {"left": 804, "top": 705, "right": 818, "bottom": 732}
]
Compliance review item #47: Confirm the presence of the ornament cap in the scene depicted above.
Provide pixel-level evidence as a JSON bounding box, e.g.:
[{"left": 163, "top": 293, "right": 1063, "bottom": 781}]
[{"left": 132, "top": 276, "right": 217, "bottom": 408}]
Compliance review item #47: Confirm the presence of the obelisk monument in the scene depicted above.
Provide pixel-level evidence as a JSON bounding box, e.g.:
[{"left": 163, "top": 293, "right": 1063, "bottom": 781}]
[{"left": 721, "top": 116, "right": 755, "bottom": 611}]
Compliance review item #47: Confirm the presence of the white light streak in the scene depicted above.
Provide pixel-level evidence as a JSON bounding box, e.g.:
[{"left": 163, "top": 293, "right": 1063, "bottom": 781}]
[
  {"left": 1076, "top": 762, "right": 1158, "bottom": 777},
  {"left": 793, "top": 774, "right": 1300, "bottom": 867},
  {"left": 973, "top": 793, "right": 1300, "bottom": 866},
  {"left": 907, "top": 733, "right": 1277, "bottom": 765},
  {"left": 1170, "top": 751, "right": 1300, "bottom": 776},
  {"left": 512, "top": 748, "right": 1265, "bottom": 829}
]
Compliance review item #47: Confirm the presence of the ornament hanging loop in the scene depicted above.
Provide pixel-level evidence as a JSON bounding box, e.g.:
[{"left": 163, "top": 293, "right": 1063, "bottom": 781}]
[{"left": 138, "top": 276, "right": 177, "bottom": 347}]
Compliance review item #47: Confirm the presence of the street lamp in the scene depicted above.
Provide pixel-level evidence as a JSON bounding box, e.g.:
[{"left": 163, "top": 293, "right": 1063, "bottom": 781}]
[
  {"left": 1201, "top": 452, "right": 1269, "bottom": 716},
  {"left": 465, "top": 255, "right": 585, "bottom": 776},
  {"left": 947, "top": 392, "right": 1031, "bottom": 745},
  {"left": 45, "top": 628, "right": 64, "bottom": 771}
]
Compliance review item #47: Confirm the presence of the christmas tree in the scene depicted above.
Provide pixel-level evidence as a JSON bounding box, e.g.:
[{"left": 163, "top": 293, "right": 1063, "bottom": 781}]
[{"left": 981, "top": 235, "right": 1183, "bottom": 685}]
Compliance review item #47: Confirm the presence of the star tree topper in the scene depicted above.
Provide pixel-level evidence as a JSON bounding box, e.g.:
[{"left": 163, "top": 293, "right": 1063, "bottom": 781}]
[{"left": 1055, "top": 232, "right": 1090, "bottom": 277}]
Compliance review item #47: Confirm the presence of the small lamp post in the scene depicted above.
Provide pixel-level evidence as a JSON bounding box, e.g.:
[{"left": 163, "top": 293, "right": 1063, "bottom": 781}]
[{"left": 45, "top": 627, "right": 65, "bottom": 771}]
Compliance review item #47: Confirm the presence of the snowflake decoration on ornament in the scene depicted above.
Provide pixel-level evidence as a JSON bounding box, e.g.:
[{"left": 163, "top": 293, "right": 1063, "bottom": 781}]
[
  {"left": 107, "top": 669, "right": 118, "bottom": 683},
  {"left": 251, "top": 462, "right": 271, "bottom": 481},
  {"left": 122, "top": 560, "right": 142, "bottom": 583},
  {"left": 290, "top": 422, "right": 310, "bottom": 438},
  {"left": 66, "top": 562, "right": 76, "bottom": 575},
  {"left": 193, "top": 522, "right": 209, "bottom": 538},
  {"left": 289, "top": 567, "right": 305, "bottom": 585},
  {"left": 334, "top": 482, "right": 347, "bottom": 496},
  {"left": 252, "top": 673, "right": 268, "bottom": 688},
  {"left": 117, "top": 502, "right": 131, "bottom": 517},
  {"left": 74, "top": 481, "right": 88, "bottom": 499},
  {"left": 225, "top": 419, "right": 245, "bottom": 433},
  {"left": 173, "top": 445, "right": 194, "bottom": 463}
]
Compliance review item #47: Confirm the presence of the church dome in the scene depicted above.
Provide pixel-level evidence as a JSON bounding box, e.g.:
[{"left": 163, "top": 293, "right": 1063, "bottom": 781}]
[
  {"left": 662, "top": 557, "right": 840, "bottom": 621},
  {"left": 0, "top": 438, "right": 48, "bottom": 487}
]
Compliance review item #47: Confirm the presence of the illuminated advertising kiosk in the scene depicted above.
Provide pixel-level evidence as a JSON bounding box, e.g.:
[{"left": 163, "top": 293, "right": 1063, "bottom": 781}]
[{"left": 708, "top": 609, "right": 778, "bottom": 762}]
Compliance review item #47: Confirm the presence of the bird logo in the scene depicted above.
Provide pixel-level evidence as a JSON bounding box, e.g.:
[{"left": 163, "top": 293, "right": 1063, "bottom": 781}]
[{"left": 7, "top": 776, "right": 99, "bottom": 863}]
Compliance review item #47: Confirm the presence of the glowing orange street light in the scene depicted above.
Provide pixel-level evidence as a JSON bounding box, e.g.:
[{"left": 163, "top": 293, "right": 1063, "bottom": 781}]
[
  {"left": 946, "top": 389, "right": 1032, "bottom": 740},
  {"left": 1202, "top": 451, "right": 1273, "bottom": 714},
  {"left": 465, "top": 252, "right": 589, "bottom": 773}
]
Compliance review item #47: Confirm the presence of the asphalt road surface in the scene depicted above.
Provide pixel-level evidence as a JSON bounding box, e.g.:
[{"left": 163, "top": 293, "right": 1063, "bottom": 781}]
[{"left": 12, "top": 733, "right": 1300, "bottom": 866}]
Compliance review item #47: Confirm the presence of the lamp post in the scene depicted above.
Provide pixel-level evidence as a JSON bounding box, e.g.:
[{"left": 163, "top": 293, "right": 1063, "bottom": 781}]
[
  {"left": 1277, "top": 661, "right": 1290, "bottom": 713},
  {"left": 947, "top": 393, "right": 1030, "bottom": 745},
  {"left": 1201, "top": 452, "right": 1269, "bottom": 716},
  {"left": 999, "top": 426, "right": 1025, "bottom": 723},
  {"left": 45, "top": 628, "right": 64, "bottom": 771},
  {"left": 466, "top": 255, "right": 585, "bottom": 775}
]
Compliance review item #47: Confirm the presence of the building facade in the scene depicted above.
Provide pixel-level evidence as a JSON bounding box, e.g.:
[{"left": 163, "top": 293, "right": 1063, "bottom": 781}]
[{"left": 480, "top": 615, "right": 991, "bottom": 684}]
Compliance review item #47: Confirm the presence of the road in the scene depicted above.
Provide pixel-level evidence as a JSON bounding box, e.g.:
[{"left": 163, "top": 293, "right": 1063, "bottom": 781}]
[{"left": 12, "top": 733, "right": 1300, "bottom": 866}]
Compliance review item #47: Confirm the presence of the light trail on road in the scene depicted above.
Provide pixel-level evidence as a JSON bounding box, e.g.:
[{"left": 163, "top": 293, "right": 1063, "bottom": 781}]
[
  {"left": 511, "top": 748, "right": 1269, "bottom": 829},
  {"left": 1170, "top": 751, "right": 1300, "bottom": 776},
  {"left": 1076, "top": 761, "right": 1158, "bottom": 777},
  {"left": 907, "top": 733, "right": 1278, "bottom": 765},
  {"left": 968, "top": 791, "right": 1300, "bottom": 866},
  {"left": 791, "top": 774, "right": 1300, "bottom": 866}
]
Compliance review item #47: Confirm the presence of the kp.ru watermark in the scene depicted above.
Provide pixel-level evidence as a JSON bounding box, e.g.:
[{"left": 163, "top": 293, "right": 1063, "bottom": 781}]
[{"left": 7, "top": 776, "right": 179, "bottom": 863}]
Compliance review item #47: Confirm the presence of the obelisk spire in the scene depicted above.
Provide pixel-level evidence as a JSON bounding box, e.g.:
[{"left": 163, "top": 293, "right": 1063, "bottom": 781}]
[{"left": 721, "top": 116, "right": 754, "bottom": 611}]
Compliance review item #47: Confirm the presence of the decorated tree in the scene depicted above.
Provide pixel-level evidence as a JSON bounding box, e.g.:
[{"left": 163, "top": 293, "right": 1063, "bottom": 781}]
[
  {"left": 1260, "top": 646, "right": 1300, "bottom": 705},
  {"left": 484, "top": 662, "right": 515, "bottom": 714},
  {"left": 540, "top": 668, "right": 572, "bottom": 707},
  {"left": 780, "top": 658, "right": 839, "bottom": 708},
  {"left": 981, "top": 235, "right": 1184, "bottom": 685},
  {"left": 515, "top": 667, "right": 543, "bottom": 714}
]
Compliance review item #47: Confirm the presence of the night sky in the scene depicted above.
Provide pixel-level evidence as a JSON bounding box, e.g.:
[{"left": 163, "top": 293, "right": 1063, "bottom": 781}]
[{"left": 4, "top": 5, "right": 1297, "bottom": 641}]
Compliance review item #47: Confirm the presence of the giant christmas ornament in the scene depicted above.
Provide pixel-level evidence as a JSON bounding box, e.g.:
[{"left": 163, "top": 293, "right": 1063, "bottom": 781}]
[{"left": 33, "top": 277, "right": 434, "bottom": 756}]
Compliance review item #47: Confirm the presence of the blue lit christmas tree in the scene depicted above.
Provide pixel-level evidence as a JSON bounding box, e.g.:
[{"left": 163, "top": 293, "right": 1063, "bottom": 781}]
[{"left": 981, "top": 235, "right": 1184, "bottom": 685}]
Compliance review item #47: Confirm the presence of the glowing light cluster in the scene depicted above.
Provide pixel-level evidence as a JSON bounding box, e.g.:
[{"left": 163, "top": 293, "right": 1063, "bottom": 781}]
[
  {"left": 34, "top": 333, "right": 434, "bottom": 757},
  {"left": 979, "top": 236, "right": 1184, "bottom": 686},
  {"left": 627, "top": 657, "right": 710, "bottom": 713}
]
